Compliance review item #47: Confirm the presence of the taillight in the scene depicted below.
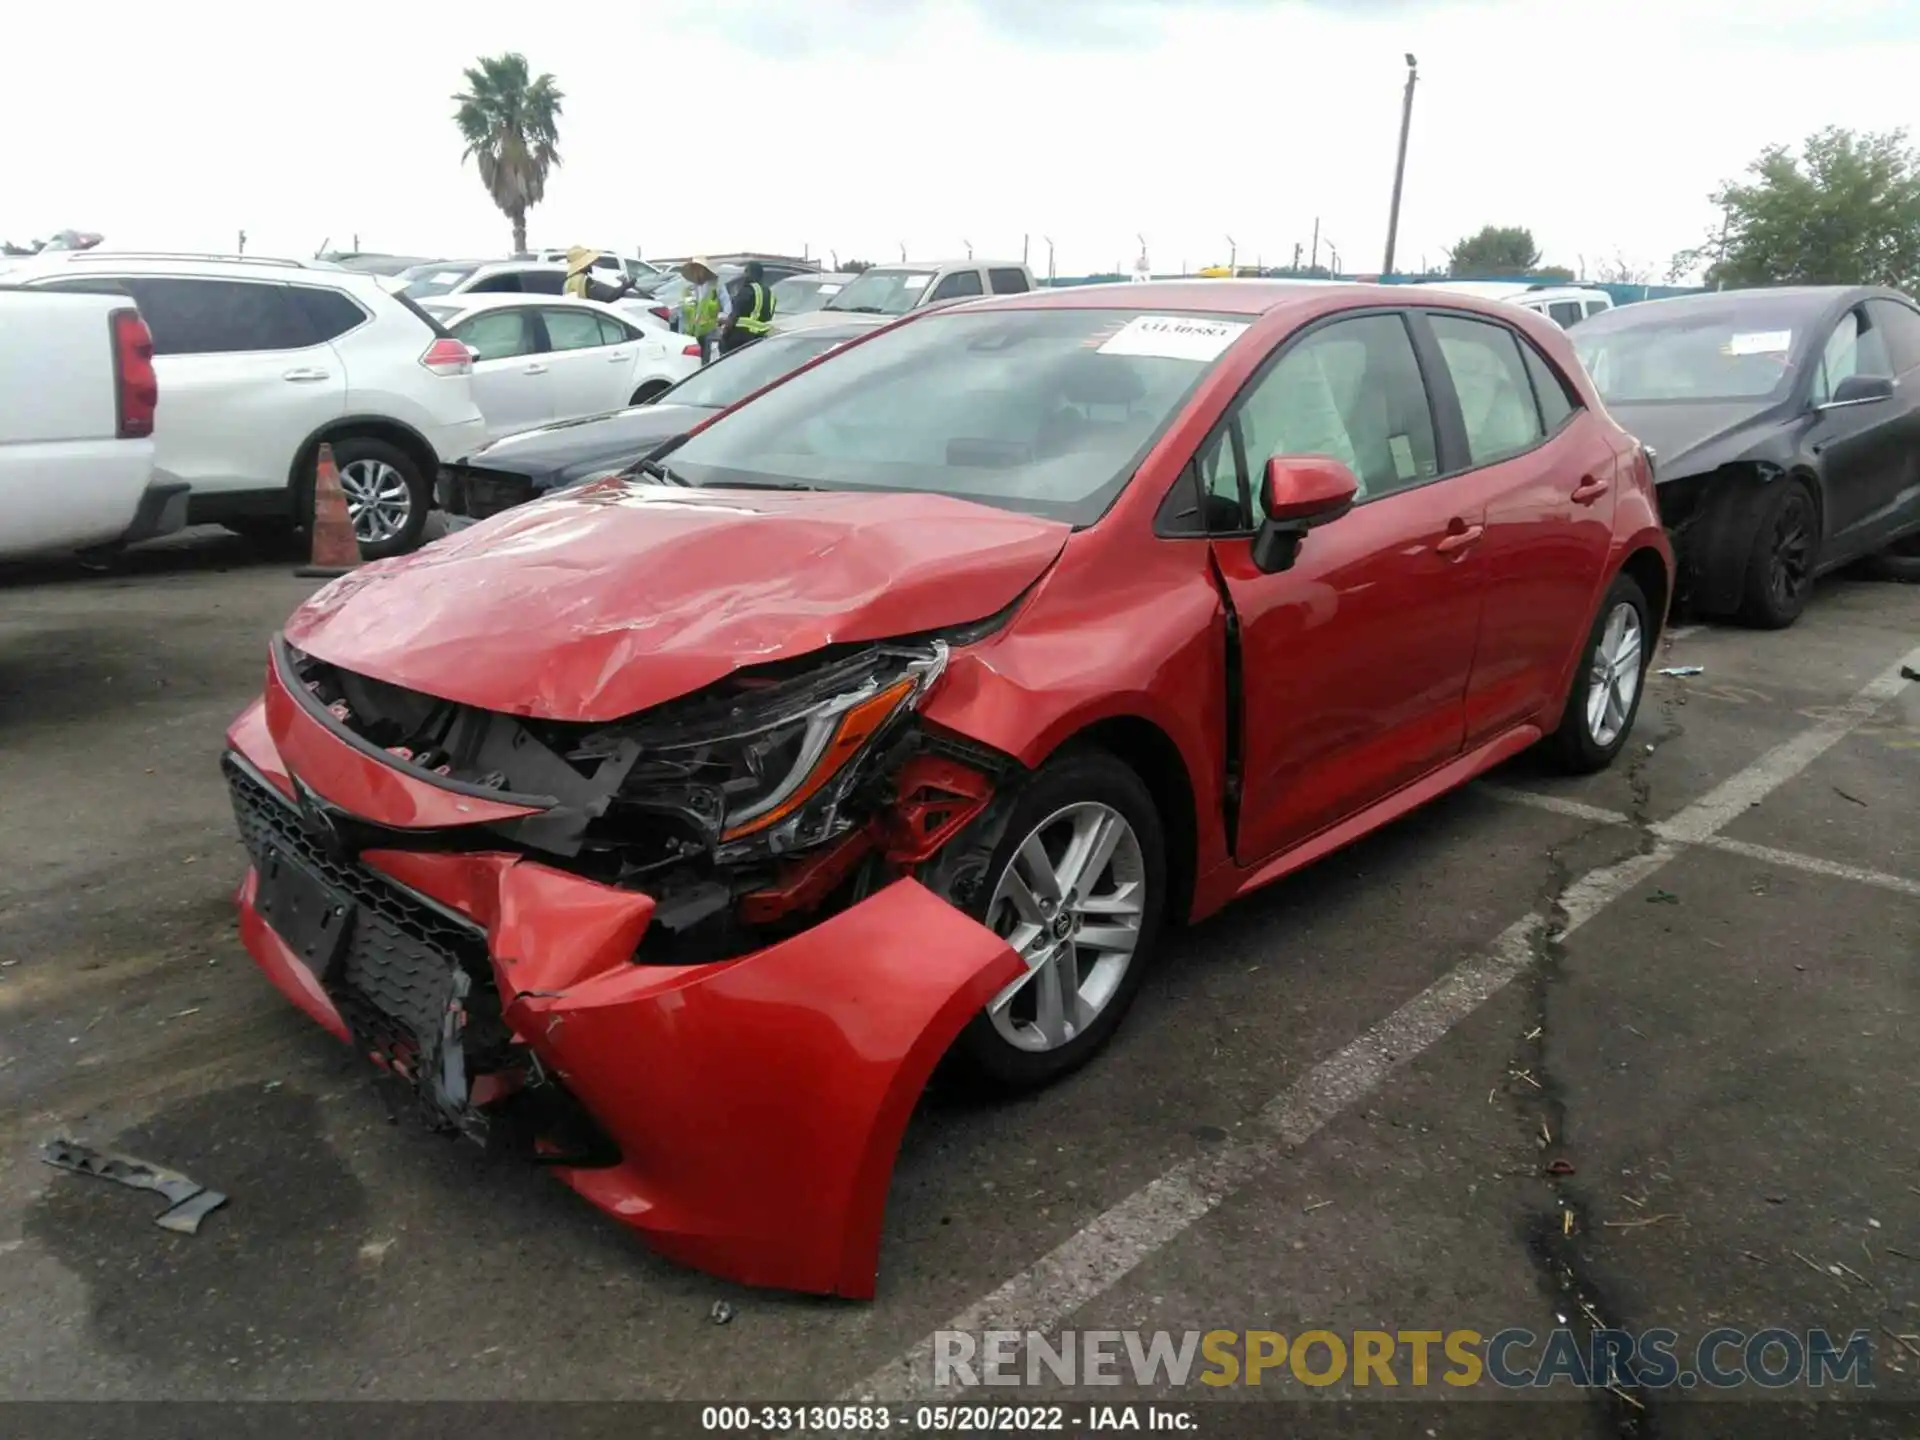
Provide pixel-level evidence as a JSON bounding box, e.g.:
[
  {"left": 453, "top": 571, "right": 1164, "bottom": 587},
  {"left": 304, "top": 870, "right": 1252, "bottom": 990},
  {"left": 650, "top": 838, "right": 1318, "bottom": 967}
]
[
  {"left": 682, "top": 343, "right": 701, "bottom": 357},
  {"left": 420, "top": 337, "right": 473, "bottom": 376},
  {"left": 651, "top": 306, "right": 672, "bottom": 324},
  {"left": 110, "top": 308, "right": 157, "bottom": 439}
]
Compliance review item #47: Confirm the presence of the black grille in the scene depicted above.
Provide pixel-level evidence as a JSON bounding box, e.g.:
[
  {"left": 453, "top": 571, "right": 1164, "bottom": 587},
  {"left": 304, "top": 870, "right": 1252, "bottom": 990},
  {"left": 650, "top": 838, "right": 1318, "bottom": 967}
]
[{"left": 224, "top": 757, "right": 493, "bottom": 1080}]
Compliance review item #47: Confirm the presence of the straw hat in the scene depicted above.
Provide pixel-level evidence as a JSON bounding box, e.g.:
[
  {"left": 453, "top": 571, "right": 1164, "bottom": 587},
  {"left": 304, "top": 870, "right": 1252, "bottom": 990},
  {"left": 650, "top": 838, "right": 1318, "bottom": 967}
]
[{"left": 680, "top": 256, "right": 717, "bottom": 281}]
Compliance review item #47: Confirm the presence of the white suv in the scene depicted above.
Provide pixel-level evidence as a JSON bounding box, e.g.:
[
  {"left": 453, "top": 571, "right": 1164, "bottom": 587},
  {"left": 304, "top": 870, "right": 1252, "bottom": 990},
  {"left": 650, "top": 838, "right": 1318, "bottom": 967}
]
[{"left": 14, "top": 252, "right": 487, "bottom": 556}]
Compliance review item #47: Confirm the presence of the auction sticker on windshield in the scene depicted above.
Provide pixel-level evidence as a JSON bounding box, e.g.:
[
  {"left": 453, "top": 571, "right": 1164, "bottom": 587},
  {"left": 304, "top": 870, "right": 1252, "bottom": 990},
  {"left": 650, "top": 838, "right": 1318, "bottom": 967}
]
[
  {"left": 1098, "top": 315, "right": 1249, "bottom": 362},
  {"left": 1726, "top": 330, "right": 1792, "bottom": 356}
]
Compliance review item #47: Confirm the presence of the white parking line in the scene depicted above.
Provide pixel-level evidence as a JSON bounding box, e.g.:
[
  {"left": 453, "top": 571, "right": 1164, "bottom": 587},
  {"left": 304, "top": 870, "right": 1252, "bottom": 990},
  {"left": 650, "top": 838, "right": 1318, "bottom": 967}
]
[
  {"left": 853, "top": 642, "right": 1920, "bottom": 1402},
  {"left": 1474, "top": 784, "right": 1920, "bottom": 899}
]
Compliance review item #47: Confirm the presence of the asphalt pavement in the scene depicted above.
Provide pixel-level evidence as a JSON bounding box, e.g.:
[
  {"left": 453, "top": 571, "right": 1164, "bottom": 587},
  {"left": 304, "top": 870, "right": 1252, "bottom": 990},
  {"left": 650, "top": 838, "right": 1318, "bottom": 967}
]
[{"left": 1, "top": 527, "right": 1915, "bottom": 1438}]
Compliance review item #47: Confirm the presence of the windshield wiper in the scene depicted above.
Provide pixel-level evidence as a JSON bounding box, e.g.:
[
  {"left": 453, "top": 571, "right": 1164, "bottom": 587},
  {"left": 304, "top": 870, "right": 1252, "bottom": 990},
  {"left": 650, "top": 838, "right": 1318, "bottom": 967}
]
[
  {"left": 703, "top": 478, "right": 823, "bottom": 491},
  {"left": 634, "top": 457, "right": 690, "bottom": 485},
  {"left": 830, "top": 305, "right": 884, "bottom": 314}
]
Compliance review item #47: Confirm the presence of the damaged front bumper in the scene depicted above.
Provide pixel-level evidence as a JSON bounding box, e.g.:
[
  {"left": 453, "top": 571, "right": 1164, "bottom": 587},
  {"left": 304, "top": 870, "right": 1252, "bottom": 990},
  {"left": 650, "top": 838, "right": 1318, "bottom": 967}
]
[{"left": 224, "top": 683, "right": 1025, "bottom": 1297}]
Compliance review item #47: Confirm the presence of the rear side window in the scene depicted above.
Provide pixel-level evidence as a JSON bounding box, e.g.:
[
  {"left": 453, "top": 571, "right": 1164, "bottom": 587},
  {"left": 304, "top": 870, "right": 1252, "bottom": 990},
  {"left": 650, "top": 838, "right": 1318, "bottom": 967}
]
[
  {"left": 988, "top": 268, "right": 1030, "bottom": 294},
  {"left": 1430, "top": 313, "right": 1546, "bottom": 466},
  {"left": 518, "top": 270, "right": 567, "bottom": 296},
  {"left": 594, "top": 314, "right": 636, "bottom": 345},
  {"left": 1865, "top": 298, "right": 1920, "bottom": 375},
  {"left": 287, "top": 286, "right": 368, "bottom": 342},
  {"left": 928, "top": 270, "right": 984, "bottom": 301},
  {"left": 466, "top": 273, "right": 523, "bottom": 294},
  {"left": 542, "top": 308, "right": 610, "bottom": 351},
  {"left": 1548, "top": 301, "right": 1583, "bottom": 328},
  {"left": 1520, "top": 341, "right": 1578, "bottom": 434},
  {"left": 120, "top": 278, "right": 311, "bottom": 356}
]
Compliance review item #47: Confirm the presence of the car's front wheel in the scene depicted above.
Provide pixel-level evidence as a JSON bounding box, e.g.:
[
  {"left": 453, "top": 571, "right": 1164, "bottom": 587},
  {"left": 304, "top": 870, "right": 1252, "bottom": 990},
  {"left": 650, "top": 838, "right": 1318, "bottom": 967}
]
[
  {"left": 1737, "top": 477, "right": 1819, "bottom": 628},
  {"left": 950, "top": 750, "right": 1166, "bottom": 1092},
  {"left": 1547, "top": 572, "right": 1652, "bottom": 774},
  {"left": 329, "top": 437, "right": 431, "bottom": 560}
]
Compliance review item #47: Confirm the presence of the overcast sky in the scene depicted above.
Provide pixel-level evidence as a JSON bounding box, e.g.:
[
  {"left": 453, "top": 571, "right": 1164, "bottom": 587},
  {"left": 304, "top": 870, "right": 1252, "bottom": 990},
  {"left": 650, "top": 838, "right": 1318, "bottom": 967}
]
[{"left": 6, "top": 0, "right": 1917, "bottom": 279}]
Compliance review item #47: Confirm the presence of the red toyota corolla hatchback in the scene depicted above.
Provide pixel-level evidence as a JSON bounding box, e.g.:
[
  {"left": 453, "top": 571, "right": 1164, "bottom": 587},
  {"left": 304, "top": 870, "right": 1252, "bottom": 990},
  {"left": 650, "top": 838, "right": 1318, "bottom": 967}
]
[{"left": 224, "top": 282, "right": 1671, "bottom": 1297}]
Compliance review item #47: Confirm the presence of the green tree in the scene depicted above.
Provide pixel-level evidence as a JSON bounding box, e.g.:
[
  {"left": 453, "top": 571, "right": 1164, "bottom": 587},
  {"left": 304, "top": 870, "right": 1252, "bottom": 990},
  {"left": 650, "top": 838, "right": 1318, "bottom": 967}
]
[
  {"left": 1673, "top": 127, "right": 1920, "bottom": 291},
  {"left": 453, "top": 54, "right": 564, "bottom": 255},
  {"left": 1446, "top": 225, "right": 1542, "bottom": 277}
]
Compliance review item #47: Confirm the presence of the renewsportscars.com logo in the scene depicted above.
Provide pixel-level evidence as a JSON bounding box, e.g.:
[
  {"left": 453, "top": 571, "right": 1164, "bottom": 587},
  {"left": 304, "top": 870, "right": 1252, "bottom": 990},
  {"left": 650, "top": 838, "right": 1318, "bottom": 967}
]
[{"left": 933, "top": 1328, "right": 1877, "bottom": 1391}]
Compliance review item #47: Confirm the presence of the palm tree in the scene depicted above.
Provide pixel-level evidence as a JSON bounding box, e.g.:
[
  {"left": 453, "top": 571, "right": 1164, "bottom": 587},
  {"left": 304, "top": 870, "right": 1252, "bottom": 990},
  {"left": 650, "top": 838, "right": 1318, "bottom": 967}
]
[{"left": 452, "top": 54, "right": 563, "bottom": 254}]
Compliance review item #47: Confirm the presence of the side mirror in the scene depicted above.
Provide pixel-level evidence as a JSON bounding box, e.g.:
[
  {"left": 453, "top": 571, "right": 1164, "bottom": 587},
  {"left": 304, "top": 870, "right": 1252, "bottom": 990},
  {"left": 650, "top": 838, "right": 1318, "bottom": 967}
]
[
  {"left": 1252, "top": 455, "right": 1358, "bottom": 574},
  {"left": 464, "top": 344, "right": 482, "bottom": 362},
  {"left": 1821, "top": 373, "right": 1895, "bottom": 410}
]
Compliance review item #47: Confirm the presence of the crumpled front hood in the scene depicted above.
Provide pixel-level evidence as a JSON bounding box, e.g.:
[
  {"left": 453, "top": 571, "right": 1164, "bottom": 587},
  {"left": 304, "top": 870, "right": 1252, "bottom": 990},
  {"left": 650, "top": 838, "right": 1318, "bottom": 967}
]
[
  {"left": 285, "top": 482, "right": 1070, "bottom": 722},
  {"left": 1607, "top": 400, "right": 1789, "bottom": 482}
]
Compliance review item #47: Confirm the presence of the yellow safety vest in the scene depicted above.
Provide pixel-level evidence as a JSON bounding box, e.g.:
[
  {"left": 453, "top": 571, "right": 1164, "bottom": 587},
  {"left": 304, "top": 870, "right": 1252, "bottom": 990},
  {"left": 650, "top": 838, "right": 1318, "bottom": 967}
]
[
  {"left": 681, "top": 285, "right": 721, "bottom": 337},
  {"left": 736, "top": 282, "right": 775, "bottom": 336}
]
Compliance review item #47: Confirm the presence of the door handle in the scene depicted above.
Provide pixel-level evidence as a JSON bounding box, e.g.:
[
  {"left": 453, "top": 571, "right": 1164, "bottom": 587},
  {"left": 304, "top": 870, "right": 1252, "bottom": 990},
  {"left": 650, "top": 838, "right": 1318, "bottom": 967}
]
[
  {"left": 282, "top": 367, "right": 330, "bottom": 382},
  {"left": 1435, "top": 522, "right": 1485, "bottom": 556},
  {"left": 607, "top": 351, "right": 631, "bottom": 362},
  {"left": 523, "top": 363, "right": 549, "bottom": 375},
  {"left": 1571, "top": 476, "right": 1610, "bottom": 505}
]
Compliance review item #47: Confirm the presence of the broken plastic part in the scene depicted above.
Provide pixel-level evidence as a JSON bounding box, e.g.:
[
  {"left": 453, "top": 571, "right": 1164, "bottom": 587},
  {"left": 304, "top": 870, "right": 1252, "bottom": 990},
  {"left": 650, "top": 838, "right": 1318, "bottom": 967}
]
[{"left": 40, "top": 1138, "right": 230, "bottom": 1234}]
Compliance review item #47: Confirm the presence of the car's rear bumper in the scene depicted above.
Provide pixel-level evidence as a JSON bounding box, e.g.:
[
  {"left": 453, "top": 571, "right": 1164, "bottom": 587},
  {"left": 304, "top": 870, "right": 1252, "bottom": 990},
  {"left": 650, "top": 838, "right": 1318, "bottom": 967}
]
[
  {"left": 119, "top": 471, "right": 191, "bottom": 545},
  {"left": 222, "top": 693, "right": 1022, "bottom": 1297}
]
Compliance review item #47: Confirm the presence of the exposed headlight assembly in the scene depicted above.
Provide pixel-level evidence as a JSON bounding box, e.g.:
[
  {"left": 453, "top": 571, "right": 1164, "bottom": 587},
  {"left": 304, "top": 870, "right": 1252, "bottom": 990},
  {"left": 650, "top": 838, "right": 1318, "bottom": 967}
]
[{"left": 611, "top": 642, "right": 948, "bottom": 857}]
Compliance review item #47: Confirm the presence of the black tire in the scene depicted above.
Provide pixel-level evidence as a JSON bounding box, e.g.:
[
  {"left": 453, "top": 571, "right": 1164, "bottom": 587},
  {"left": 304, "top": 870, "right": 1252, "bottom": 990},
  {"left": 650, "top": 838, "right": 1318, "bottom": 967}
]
[
  {"left": 1736, "top": 478, "right": 1819, "bottom": 629},
  {"left": 947, "top": 749, "right": 1167, "bottom": 1093},
  {"left": 323, "top": 436, "right": 431, "bottom": 561},
  {"left": 629, "top": 381, "right": 671, "bottom": 406},
  {"left": 1546, "top": 572, "right": 1653, "bottom": 775}
]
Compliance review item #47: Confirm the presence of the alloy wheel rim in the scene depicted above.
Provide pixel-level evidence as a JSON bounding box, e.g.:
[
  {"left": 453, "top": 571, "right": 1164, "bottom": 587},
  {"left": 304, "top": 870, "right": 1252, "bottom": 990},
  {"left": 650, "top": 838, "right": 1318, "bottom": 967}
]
[
  {"left": 984, "top": 801, "right": 1145, "bottom": 1054},
  {"left": 1769, "top": 493, "right": 1814, "bottom": 607},
  {"left": 1585, "top": 601, "right": 1643, "bottom": 749},
  {"left": 337, "top": 459, "right": 412, "bottom": 543}
]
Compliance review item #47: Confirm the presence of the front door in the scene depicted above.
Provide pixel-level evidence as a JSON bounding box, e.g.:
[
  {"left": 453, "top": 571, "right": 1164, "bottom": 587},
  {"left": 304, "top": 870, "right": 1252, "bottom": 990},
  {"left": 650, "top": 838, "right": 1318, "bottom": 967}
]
[
  {"left": 1808, "top": 303, "right": 1908, "bottom": 555},
  {"left": 453, "top": 308, "right": 553, "bottom": 441},
  {"left": 1202, "top": 310, "right": 1494, "bottom": 865},
  {"left": 1421, "top": 310, "right": 1621, "bottom": 742}
]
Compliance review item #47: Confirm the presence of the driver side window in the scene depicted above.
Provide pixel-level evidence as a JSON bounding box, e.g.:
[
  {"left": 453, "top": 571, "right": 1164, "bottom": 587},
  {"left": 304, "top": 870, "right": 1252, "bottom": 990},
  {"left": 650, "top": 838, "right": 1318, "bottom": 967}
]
[
  {"left": 1812, "top": 308, "right": 1893, "bottom": 403},
  {"left": 1201, "top": 313, "right": 1438, "bottom": 531}
]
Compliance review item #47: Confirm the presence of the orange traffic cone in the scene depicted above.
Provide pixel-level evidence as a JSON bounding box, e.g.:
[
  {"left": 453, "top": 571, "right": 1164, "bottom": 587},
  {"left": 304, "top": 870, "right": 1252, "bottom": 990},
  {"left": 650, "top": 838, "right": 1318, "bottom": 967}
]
[{"left": 295, "top": 443, "right": 362, "bottom": 578}]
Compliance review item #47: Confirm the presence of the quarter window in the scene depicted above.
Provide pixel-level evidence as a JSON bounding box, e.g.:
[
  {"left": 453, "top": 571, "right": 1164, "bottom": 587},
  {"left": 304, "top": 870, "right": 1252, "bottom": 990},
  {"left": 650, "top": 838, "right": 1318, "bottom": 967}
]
[
  {"left": 1865, "top": 299, "right": 1920, "bottom": 374},
  {"left": 287, "top": 286, "right": 368, "bottom": 343},
  {"left": 1520, "top": 342, "right": 1578, "bottom": 434},
  {"left": 1430, "top": 314, "right": 1546, "bottom": 466},
  {"left": 1204, "top": 312, "right": 1439, "bottom": 529}
]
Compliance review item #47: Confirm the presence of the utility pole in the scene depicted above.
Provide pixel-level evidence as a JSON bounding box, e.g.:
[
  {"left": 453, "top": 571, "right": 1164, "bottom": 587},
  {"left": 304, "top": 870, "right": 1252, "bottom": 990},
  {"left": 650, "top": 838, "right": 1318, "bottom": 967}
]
[
  {"left": 1227, "top": 234, "right": 1237, "bottom": 273},
  {"left": 964, "top": 238, "right": 973, "bottom": 259},
  {"left": 352, "top": 233, "right": 359, "bottom": 252},
  {"left": 1381, "top": 53, "right": 1419, "bottom": 278},
  {"left": 1292, "top": 242, "right": 1302, "bottom": 272},
  {"left": 237, "top": 229, "right": 247, "bottom": 255},
  {"left": 1045, "top": 236, "right": 1055, "bottom": 283},
  {"left": 1309, "top": 218, "right": 1320, "bottom": 270},
  {"left": 899, "top": 240, "right": 908, "bottom": 262},
  {"left": 1329, "top": 244, "right": 1341, "bottom": 275},
  {"left": 1023, "top": 233, "right": 1029, "bottom": 265}
]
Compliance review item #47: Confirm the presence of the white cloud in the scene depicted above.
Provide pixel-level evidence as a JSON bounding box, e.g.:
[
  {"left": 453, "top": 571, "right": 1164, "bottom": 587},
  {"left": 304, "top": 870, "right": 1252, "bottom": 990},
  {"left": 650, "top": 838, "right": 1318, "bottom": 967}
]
[{"left": 2, "top": 0, "right": 1914, "bottom": 280}]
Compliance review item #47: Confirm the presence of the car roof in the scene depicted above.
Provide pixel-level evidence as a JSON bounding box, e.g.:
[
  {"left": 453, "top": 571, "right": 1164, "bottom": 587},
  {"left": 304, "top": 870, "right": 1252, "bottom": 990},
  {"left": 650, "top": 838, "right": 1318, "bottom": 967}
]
[
  {"left": 0, "top": 250, "right": 393, "bottom": 295},
  {"left": 871, "top": 259, "right": 1021, "bottom": 271},
  {"left": 1572, "top": 285, "right": 1884, "bottom": 333},
  {"left": 944, "top": 277, "right": 1462, "bottom": 318},
  {"left": 428, "top": 293, "right": 637, "bottom": 318},
  {"left": 777, "top": 272, "right": 854, "bottom": 284}
]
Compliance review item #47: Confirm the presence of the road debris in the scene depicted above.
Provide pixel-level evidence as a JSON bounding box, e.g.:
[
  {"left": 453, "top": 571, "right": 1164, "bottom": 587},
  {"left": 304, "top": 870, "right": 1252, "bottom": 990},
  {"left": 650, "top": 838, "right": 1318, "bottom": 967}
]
[
  {"left": 1901, "top": 665, "right": 1920, "bottom": 683},
  {"left": 1304, "top": 1199, "right": 1334, "bottom": 1213},
  {"left": 1646, "top": 889, "right": 1680, "bottom": 904},
  {"left": 1656, "top": 666, "right": 1705, "bottom": 678},
  {"left": 1545, "top": 1159, "right": 1577, "bottom": 1176},
  {"left": 1832, "top": 786, "right": 1869, "bottom": 807},
  {"left": 38, "top": 1138, "right": 228, "bottom": 1234},
  {"left": 710, "top": 1300, "right": 735, "bottom": 1325},
  {"left": 1883, "top": 1328, "right": 1920, "bottom": 1363},
  {"left": 1510, "top": 1068, "right": 1543, "bottom": 1089},
  {"left": 1563, "top": 1209, "right": 1574, "bottom": 1236},
  {"left": 1601, "top": 1213, "right": 1683, "bottom": 1230}
]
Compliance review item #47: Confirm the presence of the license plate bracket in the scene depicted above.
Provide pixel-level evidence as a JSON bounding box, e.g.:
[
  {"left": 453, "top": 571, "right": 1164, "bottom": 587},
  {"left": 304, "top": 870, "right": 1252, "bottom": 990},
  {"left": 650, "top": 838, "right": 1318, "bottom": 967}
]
[{"left": 256, "top": 844, "right": 355, "bottom": 980}]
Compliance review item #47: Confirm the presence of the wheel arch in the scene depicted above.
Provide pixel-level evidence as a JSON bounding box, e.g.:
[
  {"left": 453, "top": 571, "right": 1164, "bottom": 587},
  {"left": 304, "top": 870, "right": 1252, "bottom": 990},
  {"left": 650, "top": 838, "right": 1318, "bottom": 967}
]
[{"left": 285, "top": 415, "right": 441, "bottom": 523}]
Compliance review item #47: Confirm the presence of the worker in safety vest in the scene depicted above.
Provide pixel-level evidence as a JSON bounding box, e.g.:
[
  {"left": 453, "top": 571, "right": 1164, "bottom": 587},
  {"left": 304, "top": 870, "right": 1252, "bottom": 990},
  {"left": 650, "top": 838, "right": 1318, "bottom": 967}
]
[
  {"left": 674, "top": 256, "right": 730, "bottom": 364},
  {"left": 718, "top": 261, "right": 777, "bottom": 356}
]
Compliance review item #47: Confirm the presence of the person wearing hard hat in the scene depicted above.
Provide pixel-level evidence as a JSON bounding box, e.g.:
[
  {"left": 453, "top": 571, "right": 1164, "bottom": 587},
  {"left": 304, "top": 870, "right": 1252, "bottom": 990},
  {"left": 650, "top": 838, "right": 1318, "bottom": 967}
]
[
  {"left": 717, "top": 261, "right": 777, "bottom": 356},
  {"left": 674, "top": 257, "right": 731, "bottom": 364}
]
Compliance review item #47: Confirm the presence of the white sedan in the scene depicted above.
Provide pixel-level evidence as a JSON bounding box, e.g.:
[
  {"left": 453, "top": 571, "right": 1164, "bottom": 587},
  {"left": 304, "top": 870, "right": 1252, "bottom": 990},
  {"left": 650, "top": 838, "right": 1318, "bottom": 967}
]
[{"left": 419, "top": 295, "right": 701, "bottom": 442}]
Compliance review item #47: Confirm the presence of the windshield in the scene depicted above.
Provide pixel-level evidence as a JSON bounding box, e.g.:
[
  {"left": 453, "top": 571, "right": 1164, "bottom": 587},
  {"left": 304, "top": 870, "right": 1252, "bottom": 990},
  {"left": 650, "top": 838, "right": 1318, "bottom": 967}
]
[
  {"left": 662, "top": 331, "right": 859, "bottom": 409},
  {"left": 1573, "top": 303, "right": 1815, "bottom": 403},
  {"left": 399, "top": 264, "right": 480, "bottom": 299},
  {"left": 665, "top": 308, "right": 1246, "bottom": 524},
  {"left": 772, "top": 276, "right": 844, "bottom": 316},
  {"left": 824, "top": 269, "right": 937, "bottom": 315}
]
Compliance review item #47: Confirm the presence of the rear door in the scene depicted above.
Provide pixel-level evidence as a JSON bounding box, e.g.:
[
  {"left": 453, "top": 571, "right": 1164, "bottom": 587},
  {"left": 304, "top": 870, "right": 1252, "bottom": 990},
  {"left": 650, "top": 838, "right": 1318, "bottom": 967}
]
[
  {"left": 924, "top": 268, "right": 985, "bottom": 308},
  {"left": 1203, "top": 309, "right": 1495, "bottom": 863},
  {"left": 536, "top": 306, "right": 637, "bottom": 418},
  {"left": 451, "top": 307, "right": 553, "bottom": 440},
  {"left": 1420, "top": 310, "right": 1620, "bottom": 744},
  {"left": 35, "top": 275, "right": 348, "bottom": 496}
]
